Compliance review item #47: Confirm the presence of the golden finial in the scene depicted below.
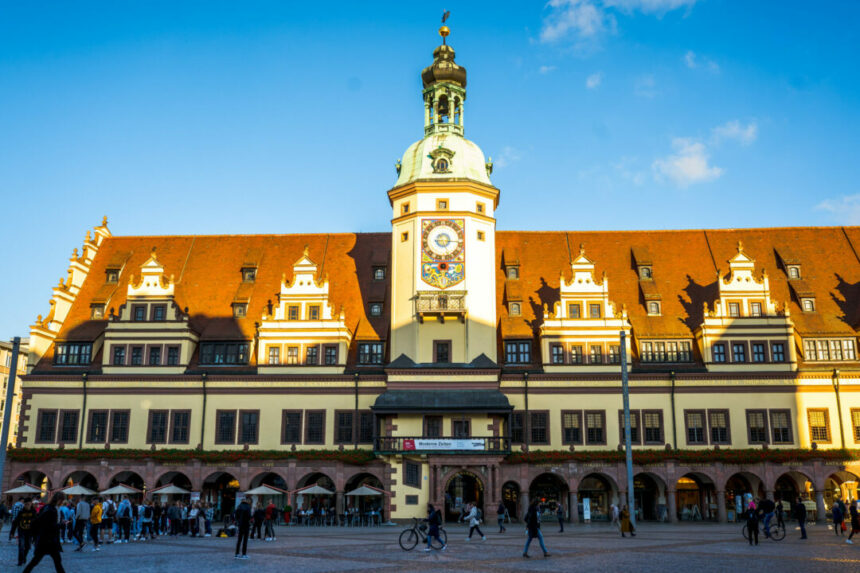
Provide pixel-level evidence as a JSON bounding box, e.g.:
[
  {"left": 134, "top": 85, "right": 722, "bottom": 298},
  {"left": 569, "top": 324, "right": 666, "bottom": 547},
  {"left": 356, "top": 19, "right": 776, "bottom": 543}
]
[
  {"left": 150, "top": 246, "right": 157, "bottom": 260},
  {"left": 439, "top": 9, "right": 451, "bottom": 44},
  {"left": 102, "top": 215, "right": 108, "bottom": 227},
  {"left": 303, "top": 245, "right": 310, "bottom": 257},
  {"left": 737, "top": 240, "right": 744, "bottom": 253}
]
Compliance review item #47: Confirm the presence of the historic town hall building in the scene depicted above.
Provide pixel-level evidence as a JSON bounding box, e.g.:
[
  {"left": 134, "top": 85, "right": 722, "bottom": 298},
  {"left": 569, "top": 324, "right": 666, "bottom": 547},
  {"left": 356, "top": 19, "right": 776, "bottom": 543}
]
[{"left": 6, "top": 26, "right": 860, "bottom": 525}]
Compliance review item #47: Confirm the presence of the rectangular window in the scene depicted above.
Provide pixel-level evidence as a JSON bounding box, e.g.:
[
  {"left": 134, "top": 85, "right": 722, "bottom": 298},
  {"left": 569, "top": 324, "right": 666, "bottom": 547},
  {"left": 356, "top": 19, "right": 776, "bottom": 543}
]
[
  {"left": 147, "top": 410, "right": 168, "bottom": 444},
  {"left": 666, "top": 342, "right": 678, "bottom": 362},
  {"left": 133, "top": 305, "right": 147, "bottom": 322},
  {"left": 803, "top": 339, "right": 816, "bottom": 361},
  {"left": 807, "top": 408, "right": 830, "bottom": 443},
  {"left": 685, "top": 410, "right": 706, "bottom": 445},
  {"left": 307, "top": 305, "right": 320, "bottom": 320},
  {"left": 752, "top": 343, "right": 766, "bottom": 362},
  {"left": 709, "top": 410, "right": 730, "bottom": 444},
  {"left": 358, "top": 411, "right": 374, "bottom": 444},
  {"left": 425, "top": 415, "right": 443, "bottom": 438},
  {"left": 654, "top": 342, "right": 666, "bottom": 362},
  {"left": 239, "top": 410, "right": 259, "bottom": 444},
  {"left": 170, "top": 410, "right": 190, "bottom": 444},
  {"left": 167, "top": 346, "right": 180, "bottom": 366},
  {"left": 770, "top": 410, "right": 793, "bottom": 444},
  {"left": 641, "top": 342, "right": 653, "bottom": 362},
  {"left": 58, "top": 410, "right": 79, "bottom": 443},
  {"left": 152, "top": 304, "right": 167, "bottom": 321},
  {"left": 712, "top": 343, "right": 726, "bottom": 363},
  {"left": 336, "top": 411, "right": 354, "bottom": 443},
  {"left": 771, "top": 343, "right": 785, "bottom": 362},
  {"left": 305, "top": 410, "right": 325, "bottom": 444},
  {"left": 54, "top": 343, "right": 92, "bottom": 365},
  {"left": 570, "top": 345, "right": 583, "bottom": 364},
  {"left": 750, "top": 302, "right": 762, "bottom": 317},
  {"left": 286, "top": 346, "right": 299, "bottom": 364},
  {"left": 728, "top": 302, "right": 740, "bottom": 317},
  {"left": 434, "top": 340, "right": 450, "bottom": 363},
  {"left": 148, "top": 346, "right": 161, "bottom": 366},
  {"left": 732, "top": 343, "right": 746, "bottom": 362},
  {"left": 452, "top": 419, "right": 471, "bottom": 438},
  {"left": 510, "top": 412, "right": 524, "bottom": 444},
  {"left": 619, "top": 410, "right": 640, "bottom": 444},
  {"left": 643, "top": 411, "right": 663, "bottom": 444},
  {"left": 679, "top": 341, "right": 692, "bottom": 362},
  {"left": 404, "top": 461, "right": 421, "bottom": 488},
  {"left": 585, "top": 410, "right": 605, "bottom": 445},
  {"left": 288, "top": 305, "right": 299, "bottom": 320},
  {"left": 589, "top": 346, "right": 603, "bottom": 364},
  {"left": 844, "top": 340, "right": 856, "bottom": 360},
  {"left": 504, "top": 340, "right": 531, "bottom": 364},
  {"left": 747, "top": 410, "right": 768, "bottom": 444},
  {"left": 324, "top": 345, "right": 338, "bottom": 365},
  {"left": 130, "top": 346, "right": 143, "bottom": 365},
  {"left": 568, "top": 303, "right": 581, "bottom": 318},
  {"left": 830, "top": 340, "right": 843, "bottom": 361},
  {"left": 37, "top": 410, "right": 58, "bottom": 443},
  {"left": 816, "top": 340, "right": 830, "bottom": 361},
  {"left": 550, "top": 344, "right": 564, "bottom": 364},
  {"left": 199, "top": 342, "right": 250, "bottom": 365},
  {"left": 358, "top": 342, "right": 384, "bottom": 365},
  {"left": 112, "top": 346, "right": 126, "bottom": 366},
  {"left": 530, "top": 412, "right": 549, "bottom": 444},
  {"left": 88, "top": 410, "right": 108, "bottom": 443},
  {"left": 561, "top": 411, "right": 582, "bottom": 444},
  {"left": 589, "top": 303, "right": 601, "bottom": 318},
  {"left": 609, "top": 345, "right": 621, "bottom": 364},
  {"left": 281, "top": 411, "right": 302, "bottom": 444},
  {"left": 851, "top": 409, "right": 860, "bottom": 443},
  {"left": 110, "top": 410, "right": 130, "bottom": 443},
  {"left": 306, "top": 346, "right": 319, "bottom": 365},
  {"left": 215, "top": 410, "right": 236, "bottom": 444}
]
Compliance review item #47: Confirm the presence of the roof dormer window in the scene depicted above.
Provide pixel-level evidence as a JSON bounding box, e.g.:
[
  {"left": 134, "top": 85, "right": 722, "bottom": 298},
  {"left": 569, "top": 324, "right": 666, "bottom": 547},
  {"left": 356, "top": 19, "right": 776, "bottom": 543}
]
[
  {"left": 91, "top": 304, "right": 105, "bottom": 319},
  {"left": 647, "top": 301, "right": 661, "bottom": 316},
  {"left": 242, "top": 268, "right": 256, "bottom": 282},
  {"left": 787, "top": 266, "right": 800, "bottom": 279},
  {"left": 509, "top": 302, "right": 521, "bottom": 316},
  {"left": 506, "top": 266, "right": 519, "bottom": 280},
  {"left": 106, "top": 269, "right": 119, "bottom": 284},
  {"left": 802, "top": 298, "right": 816, "bottom": 312},
  {"left": 639, "top": 266, "right": 652, "bottom": 280},
  {"left": 232, "top": 303, "right": 247, "bottom": 318}
]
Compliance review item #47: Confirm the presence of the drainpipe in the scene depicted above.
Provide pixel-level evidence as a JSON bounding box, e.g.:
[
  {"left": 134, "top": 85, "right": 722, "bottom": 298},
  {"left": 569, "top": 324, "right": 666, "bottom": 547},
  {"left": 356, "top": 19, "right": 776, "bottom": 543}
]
[
  {"left": 832, "top": 369, "right": 845, "bottom": 448},
  {"left": 670, "top": 371, "right": 677, "bottom": 450},
  {"left": 523, "top": 372, "right": 529, "bottom": 451},
  {"left": 200, "top": 372, "right": 208, "bottom": 450},
  {"left": 354, "top": 373, "right": 359, "bottom": 450},
  {"left": 78, "top": 372, "right": 88, "bottom": 449}
]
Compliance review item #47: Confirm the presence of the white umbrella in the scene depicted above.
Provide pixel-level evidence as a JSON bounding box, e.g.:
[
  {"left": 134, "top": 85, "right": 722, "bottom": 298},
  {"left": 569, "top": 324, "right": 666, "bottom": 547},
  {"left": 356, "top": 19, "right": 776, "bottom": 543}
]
[
  {"left": 242, "top": 485, "right": 289, "bottom": 497},
  {"left": 292, "top": 484, "right": 334, "bottom": 495},
  {"left": 150, "top": 484, "right": 190, "bottom": 495},
  {"left": 62, "top": 485, "right": 96, "bottom": 496},
  {"left": 345, "top": 485, "right": 386, "bottom": 497},
  {"left": 100, "top": 484, "right": 141, "bottom": 496},
  {"left": 4, "top": 483, "right": 45, "bottom": 495}
]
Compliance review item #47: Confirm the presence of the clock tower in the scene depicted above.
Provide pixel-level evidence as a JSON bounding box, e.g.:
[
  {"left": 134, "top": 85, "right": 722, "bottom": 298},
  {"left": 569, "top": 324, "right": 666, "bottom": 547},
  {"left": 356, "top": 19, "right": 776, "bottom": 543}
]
[{"left": 388, "top": 25, "right": 499, "bottom": 365}]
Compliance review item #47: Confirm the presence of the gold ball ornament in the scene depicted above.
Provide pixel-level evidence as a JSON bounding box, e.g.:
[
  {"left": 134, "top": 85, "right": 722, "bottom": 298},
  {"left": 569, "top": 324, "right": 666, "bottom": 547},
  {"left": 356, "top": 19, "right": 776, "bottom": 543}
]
[{"left": 439, "top": 25, "right": 450, "bottom": 38}]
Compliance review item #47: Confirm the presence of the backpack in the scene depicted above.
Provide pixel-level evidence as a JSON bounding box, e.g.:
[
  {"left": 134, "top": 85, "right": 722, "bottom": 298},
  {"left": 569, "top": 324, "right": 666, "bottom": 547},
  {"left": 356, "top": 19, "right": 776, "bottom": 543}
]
[
  {"left": 144, "top": 506, "right": 153, "bottom": 519},
  {"left": 107, "top": 502, "right": 117, "bottom": 518}
]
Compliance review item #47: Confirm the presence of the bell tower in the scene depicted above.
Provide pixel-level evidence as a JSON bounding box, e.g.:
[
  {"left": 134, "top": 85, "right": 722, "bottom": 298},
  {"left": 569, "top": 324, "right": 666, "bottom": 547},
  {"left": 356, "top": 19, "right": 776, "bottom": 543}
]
[{"left": 388, "top": 24, "right": 499, "bottom": 366}]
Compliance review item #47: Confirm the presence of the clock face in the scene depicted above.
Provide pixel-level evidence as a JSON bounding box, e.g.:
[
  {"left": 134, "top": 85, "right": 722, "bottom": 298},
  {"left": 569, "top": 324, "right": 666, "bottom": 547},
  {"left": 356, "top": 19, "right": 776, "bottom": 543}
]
[{"left": 421, "top": 218, "right": 465, "bottom": 289}]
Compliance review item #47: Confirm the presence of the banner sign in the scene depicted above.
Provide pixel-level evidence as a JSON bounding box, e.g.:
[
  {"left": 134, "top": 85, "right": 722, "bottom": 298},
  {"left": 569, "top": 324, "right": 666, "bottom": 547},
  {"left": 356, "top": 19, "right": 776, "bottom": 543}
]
[{"left": 403, "top": 438, "right": 484, "bottom": 451}]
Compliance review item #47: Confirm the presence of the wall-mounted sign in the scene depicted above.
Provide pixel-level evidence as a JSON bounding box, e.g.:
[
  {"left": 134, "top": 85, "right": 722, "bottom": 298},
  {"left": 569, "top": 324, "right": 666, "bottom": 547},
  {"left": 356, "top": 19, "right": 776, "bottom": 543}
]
[{"left": 403, "top": 438, "right": 484, "bottom": 451}]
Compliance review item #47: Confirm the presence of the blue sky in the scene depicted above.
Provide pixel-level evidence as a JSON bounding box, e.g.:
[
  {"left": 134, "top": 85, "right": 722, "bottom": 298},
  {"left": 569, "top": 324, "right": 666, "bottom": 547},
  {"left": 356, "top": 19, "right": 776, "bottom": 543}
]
[{"left": 1, "top": 1, "right": 859, "bottom": 338}]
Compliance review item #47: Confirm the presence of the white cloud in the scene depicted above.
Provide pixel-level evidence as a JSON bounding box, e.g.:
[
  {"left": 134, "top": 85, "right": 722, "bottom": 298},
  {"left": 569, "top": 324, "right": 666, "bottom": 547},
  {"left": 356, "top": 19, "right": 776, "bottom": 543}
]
[
  {"left": 711, "top": 120, "right": 758, "bottom": 146},
  {"left": 816, "top": 194, "right": 860, "bottom": 225},
  {"left": 684, "top": 50, "right": 697, "bottom": 68},
  {"left": 494, "top": 146, "right": 522, "bottom": 169},
  {"left": 634, "top": 74, "right": 658, "bottom": 98},
  {"left": 683, "top": 49, "right": 719, "bottom": 72},
  {"left": 539, "top": 65, "right": 557, "bottom": 74},
  {"left": 652, "top": 137, "right": 723, "bottom": 187},
  {"left": 586, "top": 72, "right": 603, "bottom": 89},
  {"left": 541, "top": 0, "right": 698, "bottom": 45}
]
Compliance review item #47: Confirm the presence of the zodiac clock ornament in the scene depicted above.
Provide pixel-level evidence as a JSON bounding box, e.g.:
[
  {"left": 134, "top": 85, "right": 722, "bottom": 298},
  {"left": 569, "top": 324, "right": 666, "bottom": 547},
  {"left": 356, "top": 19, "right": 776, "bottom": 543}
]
[{"left": 421, "top": 218, "right": 465, "bottom": 289}]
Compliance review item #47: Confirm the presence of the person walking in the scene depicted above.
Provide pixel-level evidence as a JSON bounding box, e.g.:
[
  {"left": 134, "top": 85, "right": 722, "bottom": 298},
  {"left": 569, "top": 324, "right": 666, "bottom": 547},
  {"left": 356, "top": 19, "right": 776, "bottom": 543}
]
[
  {"left": 23, "top": 492, "right": 66, "bottom": 573},
  {"left": 234, "top": 497, "right": 252, "bottom": 560},
  {"left": 73, "top": 497, "right": 90, "bottom": 551},
  {"left": 557, "top": 503, "right": 565, "bottom": 533},
  {"left": 794, "top": 497, "right": 807, "bottom": 540},
  {"left": 14, "top": 498, "right": 36, "bottom": 565},
  {"left": 496, "top": 501, "right": 506, "bottom": 533},
  {"left": 8, "top": 498, "right": 24, "bottom": 541},
  {"left": 833, "top": 498, "right": 845, "bottom": 537},
  {"left": 462, "top": 502, "right": 485, "bottom": 541},
  {"left": 423, "top": 503, "right": 446, "bottom": 552},
  {"left": 522, "top": 500, "right": 549, "bottom": 558},
  {"left": 89, "top": 498, "right": 103, "bottom": 551},
  {"left": 846, "top": 501, "right": 860, "bottom": 544},
  {"left": 610, "top": 503, "right": 620, "bottom": 530},
  {"left": 117, "top": 496, "right": 132, "bottom": 543},
  {"left": 57, "top": 501, "right": 72, "bottom": 544},
  {"left": 744, "top": 501, "right": 759, "bottom": 546},
  {"left": 620, "top": 505, "right": 636, "bottom": 538}
]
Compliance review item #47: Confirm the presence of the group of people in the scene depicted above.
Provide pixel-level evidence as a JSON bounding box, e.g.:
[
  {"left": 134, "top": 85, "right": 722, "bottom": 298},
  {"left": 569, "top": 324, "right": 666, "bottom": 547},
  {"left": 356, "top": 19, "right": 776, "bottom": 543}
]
[
  {"left": 828, "top": 497, "right": 860, "bottom": 544},
  {"left": 742, "top": 494, "right": 860, "bottom": 546}
]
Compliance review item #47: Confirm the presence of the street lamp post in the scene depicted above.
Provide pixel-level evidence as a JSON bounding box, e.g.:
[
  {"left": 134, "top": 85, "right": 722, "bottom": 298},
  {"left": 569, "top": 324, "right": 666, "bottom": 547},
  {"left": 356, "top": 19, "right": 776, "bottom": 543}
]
[
  {"left": 0, "top": 337, "right": 22, "bottom": 487},
  {"left": 620, "top": 330, "right": 635, "bottom": 527}
]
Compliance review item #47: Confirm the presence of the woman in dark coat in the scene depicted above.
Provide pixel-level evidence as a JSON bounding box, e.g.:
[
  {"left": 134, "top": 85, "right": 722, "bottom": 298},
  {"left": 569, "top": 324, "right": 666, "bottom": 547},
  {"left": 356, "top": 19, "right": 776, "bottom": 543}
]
[
  {"left": 522, "top": 500, "right": 549, "bottom": 558},
  {"left": 23, "top": 491, "right": 66, "bottom": 573}
]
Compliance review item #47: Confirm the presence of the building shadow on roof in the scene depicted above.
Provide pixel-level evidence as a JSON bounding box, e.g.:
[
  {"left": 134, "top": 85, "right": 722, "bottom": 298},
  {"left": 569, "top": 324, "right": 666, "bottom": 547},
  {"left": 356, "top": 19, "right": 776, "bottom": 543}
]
[
  {"left": 679, "top": 275, "right": 718, "bottom": 331},
  {"left": 833, "top": 273, "right": 860, "bottom": 328}
]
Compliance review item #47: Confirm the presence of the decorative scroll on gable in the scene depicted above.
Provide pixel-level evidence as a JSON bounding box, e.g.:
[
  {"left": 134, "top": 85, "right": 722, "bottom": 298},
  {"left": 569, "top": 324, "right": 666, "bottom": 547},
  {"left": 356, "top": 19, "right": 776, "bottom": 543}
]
[
  {"left": 547, "top": 245, "right": 626, "bottom": 321},
  {"left": 707, "top": 242, "right": 782, "bottom": 319},
  {"left": 127, "top": 248, "right": 175, "bottom": 298}
]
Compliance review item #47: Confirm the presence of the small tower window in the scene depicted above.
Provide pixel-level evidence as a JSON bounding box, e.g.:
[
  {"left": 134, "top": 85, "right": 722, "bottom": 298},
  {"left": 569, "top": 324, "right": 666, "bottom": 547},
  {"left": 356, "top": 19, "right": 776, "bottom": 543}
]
[
  {"left": 802, "top": 298, "right": 816, "bottom": 312},
  {"left": 509, "top": 302, "right": 521, "bottom": 316},
  {"left": 401, "top": 232, "right": 409, "bottom": 242},
  {"left": 647, "top": 302, "right": 661, "bottom": 316},
  {"left": 639, "top": 266, "right": 652, "bottom": 280},
  {"left": 373, "top": 267, "right": 386, "bottom": 281},
  {"left": 401, "top": 202, "right": 410, "bottom": 215},
  {"left": 476, "top": 202, "right": 485, "bottom": 214},
  {"left": 436, "top": 198, "right": 449, "bottom": 210},
  {"left": 477, "top": 230, "right": 485, "bottom": 241},
  {"left": 369, "top": 303, "right": 383, "bottom": 317},
  {"left": 788, "top": 266, "right": 800, "bottom": 279}
]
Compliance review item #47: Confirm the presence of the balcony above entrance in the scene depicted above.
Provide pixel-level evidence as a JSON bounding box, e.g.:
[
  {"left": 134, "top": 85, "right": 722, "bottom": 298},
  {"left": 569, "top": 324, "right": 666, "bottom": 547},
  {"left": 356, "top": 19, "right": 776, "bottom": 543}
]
[{"left": 416, "top": 290, "right": 466, "bottom": 322}]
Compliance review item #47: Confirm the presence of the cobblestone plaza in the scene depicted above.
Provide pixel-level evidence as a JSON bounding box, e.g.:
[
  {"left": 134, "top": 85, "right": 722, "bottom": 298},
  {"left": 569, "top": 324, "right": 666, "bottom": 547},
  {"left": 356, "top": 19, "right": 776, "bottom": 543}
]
[{"left": 5, "top": 522, "right": 860, "bottom": 572}]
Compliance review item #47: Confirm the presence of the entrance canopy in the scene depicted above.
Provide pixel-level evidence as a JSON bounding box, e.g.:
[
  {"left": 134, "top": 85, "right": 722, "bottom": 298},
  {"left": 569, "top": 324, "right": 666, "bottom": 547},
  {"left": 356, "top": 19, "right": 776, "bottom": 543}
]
[
  {"left": 62, "top": 485, "right": 97, "bottom": 496},
  {"left": 243, "top": 485, "right": 289, "bottom": 497},
  {"left": 100, "top": 484, "right": 141, "bottom": 496},
  {"left": 371, "top": 390, "right": 512, "bottom": 413},
  {"left": 293, "top": 484, "right": 334, "bottom": 495},
  {"left": 150, "top": 484, "right": 190, "bottom": 495},
  {"left": 4, "top": 483, "right": 45, "bottom": 495},
  {"left": 346, "top": 485, "right": 391, "bottom": 497}
]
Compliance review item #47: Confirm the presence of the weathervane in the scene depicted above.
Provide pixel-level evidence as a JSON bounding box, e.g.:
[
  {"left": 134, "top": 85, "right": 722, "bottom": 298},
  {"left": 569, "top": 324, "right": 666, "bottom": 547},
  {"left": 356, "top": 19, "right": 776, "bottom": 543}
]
[{"left": 440, "top": 9, "right": 451, "bottom": 44}]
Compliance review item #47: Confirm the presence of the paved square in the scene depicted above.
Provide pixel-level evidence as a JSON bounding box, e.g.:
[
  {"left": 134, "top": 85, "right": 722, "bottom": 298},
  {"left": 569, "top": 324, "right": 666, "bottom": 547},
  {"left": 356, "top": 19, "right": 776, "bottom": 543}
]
[{"left": 4, "top": 522, "right": 860, "bottom": 572}]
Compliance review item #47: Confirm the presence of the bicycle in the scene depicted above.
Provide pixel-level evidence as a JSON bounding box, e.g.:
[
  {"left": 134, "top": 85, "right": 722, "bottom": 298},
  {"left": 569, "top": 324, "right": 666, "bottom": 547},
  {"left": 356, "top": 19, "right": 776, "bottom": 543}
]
[
  {"left": 742, "top": 518, "right": 785, "bottom": 541},
  {"left": 399, "top": 518, "right": 447, "bottom": 551}
]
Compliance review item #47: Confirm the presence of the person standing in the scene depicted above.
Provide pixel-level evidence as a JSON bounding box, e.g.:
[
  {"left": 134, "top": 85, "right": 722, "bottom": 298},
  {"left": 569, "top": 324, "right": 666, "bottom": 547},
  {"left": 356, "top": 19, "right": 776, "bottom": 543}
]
[
  {"left": 23, "top": 491, "right": 66, "bottom": 573},
  {"left": 423, "top": 503, "right": 446, "bottom": 552},
  {"left": 117, "top": 496, "right": 132, "bottom": 543},
  {"left": 462, "top": 502, "right": 485, "bottom": 541},
  {"left": 496, "top": 501, "right": 506, "bottom": 533},
  {"left": 264, "top": 499, "right": 276, "bottom": 541},
  {"left": 251, "top": 503, "right": 265, "bottom": 539},
  {"left": 620, "top": 505, "right": 636, "bottom": 538},
  {"left": 744, "top": 502, "right": 759, "bottom": 546},
  {"left": 89, "top": 498, "right": 103, "bottom": 551},
  {"left": 523, "top": 500, "right": 549, "bottom": 558},
  {"left": 8, "top": 498, "right": 24, "bottom": 541},
  {"left": 557, "top": 503, "right": 565, "bottom": 533},
  {"left": 204, "top": 502, "right": 214, "bottom": 537},
  {"left": 138, "top": 500, "right": 154, "bottom": 540},
  {"left": 73, "top": 497, "right": 90, "bottom": 551},
  {"left": 14, "top": 498, "right": 36, "bottom": 565},
  {"left": 846, "top": 501, "right": 860, "bottom": 544},
  {"left": 794, "top": 497, "right": 807, "bottom": 540},
  {"left": 234, "top": 497, "right": 252, "bottom": 560},
  {"left": 833, "top": 498, "right": 845, "bottom": 537}
]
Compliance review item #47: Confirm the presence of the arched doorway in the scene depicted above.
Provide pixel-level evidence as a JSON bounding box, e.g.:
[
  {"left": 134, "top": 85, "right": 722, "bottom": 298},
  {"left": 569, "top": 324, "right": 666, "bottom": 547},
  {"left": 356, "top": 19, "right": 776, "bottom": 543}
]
[
  {"left": 345, "top": 473, "right": 385, "bottom": 518},
  {"left": 774, "top": 474, "right": 799, "bottom": 509},
  {"left": 675, "top": 473, "right": 716, "bottom": 521},
  {"left": 445, "top": 471, "right": 484, "bottom": 523},
  {"left": 577, "top": 473, "right": 615, "bottom": 522},
  {"left": 62, "top": 470, "right": 99, "bottom": 491},
  {"left": 108, "top": 471, "right": 145, "bottom": 491},
  {"left": 11, "top": 470, "right": 50, "bottom": 498},
  {"left": 825, "top": 470, "right": 859, "bottom": 510},
  {"left": 501, "top": 481, "right": 520, "bottom": 522},
  {"left": 529, "top": 473, "right": 568, "bottom": 522},
  {"left": 294, "top": 472, "right": 336, "bottom": 514},
  {"left": 156, "top": 471, "right": 192, "bottom": 489},
  {"left": 634, "top": 473, "right": 666, "bottom": 522},
  {"left": 725, "top": 472, "right": 763, "bottom": 522},
  {"left": 202, "top": 472, "right": 240, "bottom": 520}
]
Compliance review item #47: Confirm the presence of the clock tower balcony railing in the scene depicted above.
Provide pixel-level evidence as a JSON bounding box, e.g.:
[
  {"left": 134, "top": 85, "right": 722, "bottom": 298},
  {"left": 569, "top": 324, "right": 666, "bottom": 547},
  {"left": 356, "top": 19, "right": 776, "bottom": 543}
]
[{"left": 416, "top": 290, "right": 466, "bottom": 322}]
